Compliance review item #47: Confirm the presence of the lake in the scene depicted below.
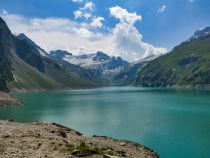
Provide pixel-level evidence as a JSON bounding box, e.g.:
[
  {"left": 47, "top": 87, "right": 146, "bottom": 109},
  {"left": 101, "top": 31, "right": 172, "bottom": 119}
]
[{"left": 0, "top": 87, "right": 210, "bottom": 158}]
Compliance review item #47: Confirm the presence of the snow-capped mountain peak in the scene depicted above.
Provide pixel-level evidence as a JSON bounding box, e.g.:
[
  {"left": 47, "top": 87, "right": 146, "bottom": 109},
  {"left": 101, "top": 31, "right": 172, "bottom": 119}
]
[
  {"left": 131, "top": 54, "right": 159, "bottom": 66},
  {"left": 50, "top": 50, "right": 72, "bottom": 60},
  {"left": 93, "top": 51, "right": 111, "bottom": 62},
  {"left": 49, "top": 50, "right": 129, "bottom": 75},
  {"left": 187, "top": 27, "right": 210, "bottom": 42}
]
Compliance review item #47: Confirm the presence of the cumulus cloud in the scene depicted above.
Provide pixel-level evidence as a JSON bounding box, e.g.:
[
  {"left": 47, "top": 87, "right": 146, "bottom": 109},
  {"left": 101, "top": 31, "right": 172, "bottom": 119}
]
[
  {"left": 84, "top": 1, "right": 94, "bottom": 10},
  {"left": 73, "top": 1, "right": 104, "bottom": 28},
  {"left": 157, "top": 5, "right": 167, "bottom": 13},
  {"left": 83, "top": 13, "right": 92, "bottom": 19},
  {"left": 110, "top": 6, "right": 167, "bottom": 60},
  {"left": 73, "top": 1, "right": 95, "bottom": 20},
  {"left": 109, "top": 6, "right": 165, "bottom": 60},
  {"left": 74, "top": 10, "right": 82, "bottom": 19},
  {"left": 1, "top": 14, "right": 113, "bottom": 56},
  {"left": 2, "top": 9, "right": 8, "bottom": 15},
  {"left": 75, "top": 28, "right": 93, "bottom": 38},
  {"left": 91, "top": 17, "right": 104, "bottom": 28},
  {"left": 109, "top": 6, "right": 141, "bottom": 24},
  {"left": 1, "top": 6, "right": 167, "bottom": 62},
  {"left": 72, "top": 0, "right": 83, "bottom": 3}
]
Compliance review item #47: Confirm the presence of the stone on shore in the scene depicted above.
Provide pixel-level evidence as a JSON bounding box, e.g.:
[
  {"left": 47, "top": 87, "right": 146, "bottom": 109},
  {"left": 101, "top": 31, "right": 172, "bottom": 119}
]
[{"left": 0, "top": 120, "right": 159, "bottom": 158}]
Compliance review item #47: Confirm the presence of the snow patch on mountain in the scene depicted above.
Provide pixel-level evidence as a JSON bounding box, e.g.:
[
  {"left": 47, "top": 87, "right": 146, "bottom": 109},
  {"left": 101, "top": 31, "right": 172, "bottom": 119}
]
[
  {"left": 186, "top": 27, "right": 210, "bottom": 42},
  {"left": 38, "top": 48, "right": 47, "bottom": 57},
  {"left": 50, "top": 50, "right": 129, "bottom": 74}
]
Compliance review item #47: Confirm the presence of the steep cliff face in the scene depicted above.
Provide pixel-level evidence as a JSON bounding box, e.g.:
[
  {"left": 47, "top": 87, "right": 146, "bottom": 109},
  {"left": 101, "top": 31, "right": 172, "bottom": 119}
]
[
  {"left": 15, "top": 37, "right": 45, "bottom": 73},
  {"left": 0, "top": 17, "right": 16, "bottom": 91}
]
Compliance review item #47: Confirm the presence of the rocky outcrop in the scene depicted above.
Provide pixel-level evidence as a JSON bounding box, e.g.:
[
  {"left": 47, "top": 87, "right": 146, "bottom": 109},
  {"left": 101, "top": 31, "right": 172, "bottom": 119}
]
[
  {"left": 0, "top": 92, "right": 22, "bottom": 106},
  {"left": 0, "top": 120, "right": 159, "bottom": 158}
]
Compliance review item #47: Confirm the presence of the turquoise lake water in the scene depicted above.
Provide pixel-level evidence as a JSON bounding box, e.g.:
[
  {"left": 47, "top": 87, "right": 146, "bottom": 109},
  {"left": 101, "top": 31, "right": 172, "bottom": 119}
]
[{"left": 0, "top": 87, "right": 210, "bottom": 158}]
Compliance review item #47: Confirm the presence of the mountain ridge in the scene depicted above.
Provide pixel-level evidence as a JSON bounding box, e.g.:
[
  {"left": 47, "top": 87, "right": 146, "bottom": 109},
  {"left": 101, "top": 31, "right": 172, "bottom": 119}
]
[
  {"left": 136, "top": 26, "right": 210, "bottom": 87},
  {"left": 187, "top": 27, "right": 210, "bottom": 42},
  {"left": 112, "top": 55, "right": 159, "bottom": 85},
  {"left": 50, "top": 50, "right": 129, "bottom": 78},
  {"left": 0, "top": 17, "right": 105, "bottom": 91}
]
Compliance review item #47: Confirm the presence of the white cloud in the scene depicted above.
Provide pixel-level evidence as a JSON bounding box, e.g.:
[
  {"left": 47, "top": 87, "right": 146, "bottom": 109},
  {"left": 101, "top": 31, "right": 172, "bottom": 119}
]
[
  {"left": 83, "top": 13, "right": 93, "bottom": 19},
  {"left": 1, "top": 14, "right": 112, "bottom": 56},
  {"left": 109, "top": 6, "right": 141, "bottom": 24},
  {"left": 91, "top": 17, "right": 104, "bottom": 28},
  {"left": 74, "top": 10, "right": 82, "bottom": 19},
  {"left": 84, "top": 1, "right": 94, "bottom": 10},
  {"left": 73, "top": 1, "right": 95, "bottom": 20},
  {"left": 110, "top": 6, "right": 167, "bottom": 60},
  {"left": 111, "top": 20, "right": 166, "bottom": 60},
  {"left": 1, "top": 8, "right": 167, "bottom": 62},
  {"left": 72, "top": 0, "right": 83, "bottom": 3},
  {"left": 157, "top": 5, "right": 167, "bottom": 13},
  {"left": 75, "top": 28, "right": 93, "bottom": 38},
  {"left": 2, "top": 9, "right": 8, "bottom": 15},
  {"left": 74, "top": 10, "right": 93, "bottom": 19}
]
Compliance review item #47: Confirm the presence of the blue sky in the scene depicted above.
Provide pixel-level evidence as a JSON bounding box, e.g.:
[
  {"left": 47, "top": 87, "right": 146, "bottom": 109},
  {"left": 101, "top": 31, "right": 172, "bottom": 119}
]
[{"left": 0, "top": 0, "right": 210, "bottom": 61}]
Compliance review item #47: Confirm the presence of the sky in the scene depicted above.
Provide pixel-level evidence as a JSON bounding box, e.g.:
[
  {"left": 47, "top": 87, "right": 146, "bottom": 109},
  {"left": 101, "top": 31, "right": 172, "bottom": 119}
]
[{"left": 0, "top": 0, "right": 210, "bottom": 62}]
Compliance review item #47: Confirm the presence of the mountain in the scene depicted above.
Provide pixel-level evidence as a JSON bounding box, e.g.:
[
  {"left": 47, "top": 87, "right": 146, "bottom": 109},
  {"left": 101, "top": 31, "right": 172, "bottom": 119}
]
[
  {"left": 50, "top": 50, "right": 129, "bottom": 76},
  {"left": 187, "top": 27, "right": 210, "bottom": 42},
  {"left": 112, "top": 55, "right": 158, "bottom": 85},
  {"left": 136, "top": 27, "right": 210, "bottom": 87},
  {"left": 0, "top": 18, "right": 14, "bottom": 91},
  {"left": 0, "top": 17, "right": 103, "bottom": 91},
  {"left": 16, "top": 33, "right": 48, "bottom": 57},
  {"left": 50, "top": 50, "right": 72, "bottom": 60}
]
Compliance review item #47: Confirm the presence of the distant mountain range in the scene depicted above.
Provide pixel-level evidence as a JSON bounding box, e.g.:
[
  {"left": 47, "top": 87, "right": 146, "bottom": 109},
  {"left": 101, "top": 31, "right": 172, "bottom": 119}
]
[
  {"left": 49, "top": 50, "right": 159, "bottom": 86},
  {"left": 1, "top": 15, "right": 210, "bottom": 91},
  {"left": 0, "top": 17, "right": 105, "bottom": 91},
  {"left": 112, "top": 55, "right": 158, "bottom": 85},
  {"left": 136, "top": 27, "right": 210, "bottom": 87},
  {"left": 50, "top": 50, "right": 129, "bottom": 76}
]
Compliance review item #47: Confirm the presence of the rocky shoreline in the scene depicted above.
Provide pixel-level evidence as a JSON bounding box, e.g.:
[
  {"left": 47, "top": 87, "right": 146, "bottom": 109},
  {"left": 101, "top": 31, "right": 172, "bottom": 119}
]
[
  {"left": 0, "top": 120, "right": 159, "bottom": 158},
  {"left": 0, "top": 92, "right": 22, "bottom": 107}
]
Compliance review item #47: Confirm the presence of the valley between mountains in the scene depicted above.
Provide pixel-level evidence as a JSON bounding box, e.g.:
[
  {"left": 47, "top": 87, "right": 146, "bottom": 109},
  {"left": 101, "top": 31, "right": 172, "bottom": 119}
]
[
  {"left": 1, "top": 16, "right": 210, "bottom": 92},
  {"left": 1, "top": 14, "right": 210, "bottom": 158}
]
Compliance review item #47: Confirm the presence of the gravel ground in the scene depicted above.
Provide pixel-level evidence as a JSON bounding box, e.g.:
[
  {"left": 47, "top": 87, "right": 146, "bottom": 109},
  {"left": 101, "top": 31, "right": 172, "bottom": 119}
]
[{"left": 0, "top": 120, "right": 159, "bottom": 158}]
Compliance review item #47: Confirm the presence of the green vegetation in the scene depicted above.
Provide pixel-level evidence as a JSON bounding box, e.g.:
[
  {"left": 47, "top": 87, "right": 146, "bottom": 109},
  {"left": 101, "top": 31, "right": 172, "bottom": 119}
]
[
  {"left": 60, "top": 141, "right": 118, "bottom": 156},
  {"left": 60, "top": 144, "right": 76, "bottom": 153},
  {"left": 136, "top": 36, "right": 210, "bottom": 87}
]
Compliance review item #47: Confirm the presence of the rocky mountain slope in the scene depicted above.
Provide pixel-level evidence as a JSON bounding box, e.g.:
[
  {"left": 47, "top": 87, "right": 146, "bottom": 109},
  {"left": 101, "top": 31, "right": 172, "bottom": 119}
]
[
  {"left": 113, "top": 55, "right": 158, "bottom": 85},
  {"left": 0, "top": 120, "right": 159, "bottom": 158},
  {"left": 0, "top": 92, "right": 22, "bottom": 106},
  {"left": 0, "top": 18, "right": 14, "bottom": 91},
  {"left": 50, "top": 50, "right": 129, "bottom": 77},
  {"left": 136, "top": 27, "right": 210, "bottom": 87},
  {"left": 0, "top": 17, "right": 104, "bottom": 91}
]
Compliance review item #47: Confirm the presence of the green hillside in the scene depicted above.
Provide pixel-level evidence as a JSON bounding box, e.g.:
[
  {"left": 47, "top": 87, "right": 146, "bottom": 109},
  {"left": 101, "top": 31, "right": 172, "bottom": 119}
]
[{"left": 136, "top": 28, "right": 210, "bottom": 87}]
